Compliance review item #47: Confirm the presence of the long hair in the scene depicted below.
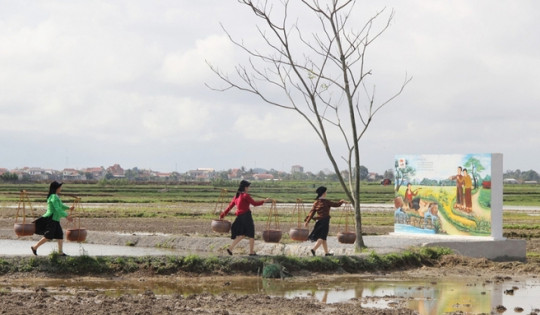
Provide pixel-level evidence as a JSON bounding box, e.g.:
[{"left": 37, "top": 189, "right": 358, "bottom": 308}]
[
  {"left": 47, "top": 181, "right": 63, "bottom": 200},
  {"left": 235, "top": 180, "right": 251, "bottom": 198}
]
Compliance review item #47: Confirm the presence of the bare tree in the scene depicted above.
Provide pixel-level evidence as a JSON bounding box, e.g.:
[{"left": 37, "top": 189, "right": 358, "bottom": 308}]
[{"left": 208, "top": 0, "right": 411, "bottom": 249}]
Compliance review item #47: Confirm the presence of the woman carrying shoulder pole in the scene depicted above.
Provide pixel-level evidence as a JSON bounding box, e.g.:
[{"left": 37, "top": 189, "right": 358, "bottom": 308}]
[
  {"left": 220, "top": 180, "right": 270, "bottom": 256},
  {"left": 31, "top": 181, "right": 73, "bottom": 256},
  {"left": 304, "top": 186, "right": 345, "bottom": 256}
]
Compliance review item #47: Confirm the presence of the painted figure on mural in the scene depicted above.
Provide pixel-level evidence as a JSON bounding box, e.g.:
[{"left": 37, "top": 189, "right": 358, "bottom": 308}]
[
  {"left": 449, "top": 166, "right": 464, "bottom": 210},
  {"left": 404, "top": 183, "right": 421, "bottom": 210},
  {"left": 463, "top": 168, "right": 473, "bottom": 213},
  {"left": 423, "top": 202, "right": 440, "bottom": 227},
  {"left": 394, "top": 196, "right": 408, "bottom": 224}
]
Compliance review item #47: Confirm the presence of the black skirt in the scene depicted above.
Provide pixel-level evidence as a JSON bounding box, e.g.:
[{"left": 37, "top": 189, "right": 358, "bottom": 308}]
[
  {"left": 33, "top": 216, "right": 64, "bottom": 240},
  {"left": 308, "top": 217, "right": 330, "bottom": 241},
  {"left": 231, "top": 211, "right": 255, "bottom": 239}
]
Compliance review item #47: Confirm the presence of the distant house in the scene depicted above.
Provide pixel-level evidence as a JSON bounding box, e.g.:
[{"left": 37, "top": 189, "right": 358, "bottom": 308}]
[
  {"left": 503, "top": 178, "right": 519, "bottom": 184},
  {"left": 14, "top": 167, "right": 50, "bottom": 181},
  {"left": 154, "top": 172, "right": 171, "bottom": 178},
  {"left": 28, "top": 167, "right": 44, "bottom": 176},
  {"left": 63, "top": 168, "right": 83, "bottom": 181},
  {"left": 188, "top": 168, "right": 215, "bottom": 181},
  {"left": 0, "top": 168, "right": 8, "bottom": 175},
  {"left": 228, "top": 168, "right": 241, "bottom": 180},
  {"left": 253, "top": 173, "right": 274, "bottom": 181},
  {"left": 107, "top": 164, "right": 125, "bottom": 178},
  {"left": 81, "top": 167, "right": 106, "bottom": 180},
  {"left": 291, "top": 165, "right": 304, "bottom": 173}
]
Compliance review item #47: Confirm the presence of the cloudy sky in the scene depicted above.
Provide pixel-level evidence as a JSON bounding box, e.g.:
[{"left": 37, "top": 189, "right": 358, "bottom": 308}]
[{"left": 1, "top": 1, "right": 539, "bottom": 175}]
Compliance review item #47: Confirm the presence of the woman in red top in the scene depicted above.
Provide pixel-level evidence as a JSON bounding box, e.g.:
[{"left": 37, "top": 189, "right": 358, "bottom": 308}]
[
  {"left": 220, "top": 180, "right": 270, "bottom": 256},
  {"left": 304, "top": 186, "right": 345, "bottom": 256},
  {"left": 404, "top": 183, "right": 420, "bottom": 210}
]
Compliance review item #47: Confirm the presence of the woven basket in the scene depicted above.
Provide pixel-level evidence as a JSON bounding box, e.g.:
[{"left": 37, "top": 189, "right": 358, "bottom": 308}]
[
  {"left": 262, "top": 229, "right": 282, "bottom": 243},
  {"left": 289, "top": 227, "right": 309, "bottom": 241},
  {"left": 66, "top": 228, "right": 87, "bottom": 242},
  {"left": 337, "top": 231, "right": 356, "bottom": 244},
  {"left": 211, "top": 219, "right": 231, "bottom": 233},
  {"left": 14, "top": 223, "right": 35, "bottom": 237}
]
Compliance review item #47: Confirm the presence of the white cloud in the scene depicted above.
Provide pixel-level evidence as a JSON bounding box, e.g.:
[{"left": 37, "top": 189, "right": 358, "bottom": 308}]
[
  {"left": 158, "top": 35, "right": 234, "bottom": 86},
  {"left": 233, "top": 111, "right": 313, "bottom": 143},
  {"left": 1, "top": 1, "right": 540, "bottom": 173}
]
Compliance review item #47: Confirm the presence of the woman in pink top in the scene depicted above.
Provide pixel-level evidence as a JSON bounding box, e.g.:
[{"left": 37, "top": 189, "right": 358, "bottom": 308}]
[{"left": 220, "top": 180, "right": 270, "bottom": 256}]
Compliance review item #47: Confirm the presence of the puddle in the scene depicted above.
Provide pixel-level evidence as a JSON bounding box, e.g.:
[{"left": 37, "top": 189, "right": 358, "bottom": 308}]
[{"left": 2, "top": 275, "right": 539, "bottom": 314}]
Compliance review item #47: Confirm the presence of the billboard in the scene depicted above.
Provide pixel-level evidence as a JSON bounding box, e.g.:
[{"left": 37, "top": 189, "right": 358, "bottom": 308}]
[{"left": 394, "top": 153, "right": 502, "bottom": 238}]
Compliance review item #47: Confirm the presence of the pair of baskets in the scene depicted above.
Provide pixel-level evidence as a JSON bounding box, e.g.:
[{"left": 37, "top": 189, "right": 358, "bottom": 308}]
[
  {"left": 210, "top": 199, "right": 285, "bottom": 243},
  {"left": 13, "top": 191, "right": 87, "bottom": 242},
  {"left": 210, "top": 195, "right": 356, "bottom": 244}
]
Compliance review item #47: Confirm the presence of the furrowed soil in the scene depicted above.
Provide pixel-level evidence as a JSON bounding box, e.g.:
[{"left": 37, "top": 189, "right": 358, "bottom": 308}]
[{"left": 2, "top": 209, "right": 540, "bottom": 314}]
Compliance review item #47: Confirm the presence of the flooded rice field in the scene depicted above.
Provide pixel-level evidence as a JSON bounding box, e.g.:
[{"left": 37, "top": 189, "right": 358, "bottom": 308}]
[{"left": 2, "top": 275, "right": 539, "bottom": 314}]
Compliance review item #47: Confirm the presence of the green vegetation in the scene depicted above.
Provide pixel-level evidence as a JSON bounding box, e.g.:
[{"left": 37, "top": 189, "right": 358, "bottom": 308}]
[
  {"left": 3, "top": 181, "right": 539, "bottom": 205},
  {"left": 0, "top": 247, "right": 452, "bottom": 276},
  {"left": 3, "top": 182, "right": 540, "bottom": 237},
  {"left": 503, "top": 184, "right": 540, "bottom": 206},
  {"left": 3, "top": 182, "right": 540, "bottom": 231},
  {"left": 0, "top": 181, "right": 394, "bottom": 204}
]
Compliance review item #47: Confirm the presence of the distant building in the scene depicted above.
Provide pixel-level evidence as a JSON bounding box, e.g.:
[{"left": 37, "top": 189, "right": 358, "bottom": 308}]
[
  {"left": 291, "top": 165, "right": 304, "bottom": 173},
  {"left": 12, "top": 167, "right": 50, "bottom": 181},
  {"left": 81, "top": 167, "right": 106, "bottom": 180},
  {"left": 228, "top": 168, "right": 241, "bottom": 180},
  {"left": 154, "top": 172, "right": 172, "bottom": 178},
  {"left": 253, "top": 173, "right": 274, "bottom": 181},
  {"left": 62, "top": 168, "right": 83, "bottom": 181},
  {"left": 188, "top": 168, "right": 215, "bottom": 181},
  {"left": 107, "top": 164, "right": 125, "bottom": 178}
]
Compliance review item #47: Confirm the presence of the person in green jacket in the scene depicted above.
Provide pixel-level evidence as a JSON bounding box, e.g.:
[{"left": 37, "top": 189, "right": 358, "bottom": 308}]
[{"left": 31, "top": 181, "right": 73, "bottom": 256}]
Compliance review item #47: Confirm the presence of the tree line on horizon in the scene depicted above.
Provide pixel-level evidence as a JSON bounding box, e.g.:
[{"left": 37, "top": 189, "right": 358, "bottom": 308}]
[{"left": 1, "top": 166, "right": 538, "bottom": 184}]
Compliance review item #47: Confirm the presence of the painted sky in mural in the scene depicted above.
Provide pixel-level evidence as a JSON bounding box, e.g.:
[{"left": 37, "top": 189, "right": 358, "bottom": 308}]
[{"left": 396, "top": 153, "right": 492, "bottom": 183}]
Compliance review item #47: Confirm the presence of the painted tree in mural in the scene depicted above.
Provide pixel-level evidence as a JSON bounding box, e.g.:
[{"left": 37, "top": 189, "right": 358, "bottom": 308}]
[
  {"left": 394, "top": 159, "right": 416, "bottom": 193},
  {"left": 209, "top": 0, "right": 411, "bottom": 249},
  {"left": 463, "top": 157, "right": 485, "bottom": 189}
]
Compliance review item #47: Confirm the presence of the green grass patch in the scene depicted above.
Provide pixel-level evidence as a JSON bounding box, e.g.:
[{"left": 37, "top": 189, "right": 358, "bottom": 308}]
[
  {"left": 504, "top": 224, "right": 540, "bottom": 230},
  {"left": 0, "top": 247, "right": 452, "bottom": 276}
]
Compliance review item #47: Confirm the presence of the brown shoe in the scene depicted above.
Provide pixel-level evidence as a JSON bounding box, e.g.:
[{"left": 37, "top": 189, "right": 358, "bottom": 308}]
[{"left": 31, "top": 246, "right": 37, "bottom": 256}]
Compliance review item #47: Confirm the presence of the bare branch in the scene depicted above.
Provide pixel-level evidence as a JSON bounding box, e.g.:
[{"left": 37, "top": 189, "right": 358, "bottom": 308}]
[{"left": 209, "top": 0, "right": 410, "bottom": 249}]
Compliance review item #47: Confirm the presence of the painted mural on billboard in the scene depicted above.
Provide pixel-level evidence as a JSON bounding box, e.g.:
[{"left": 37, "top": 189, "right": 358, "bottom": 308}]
[{"left": 394, "top": 154, "right": 493, "bottom": 236}]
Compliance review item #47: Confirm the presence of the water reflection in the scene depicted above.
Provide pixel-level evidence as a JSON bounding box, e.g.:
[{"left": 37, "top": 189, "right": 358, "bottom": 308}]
[{"left": 3, "top": 276, "right": 540, "bottom": 314}]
